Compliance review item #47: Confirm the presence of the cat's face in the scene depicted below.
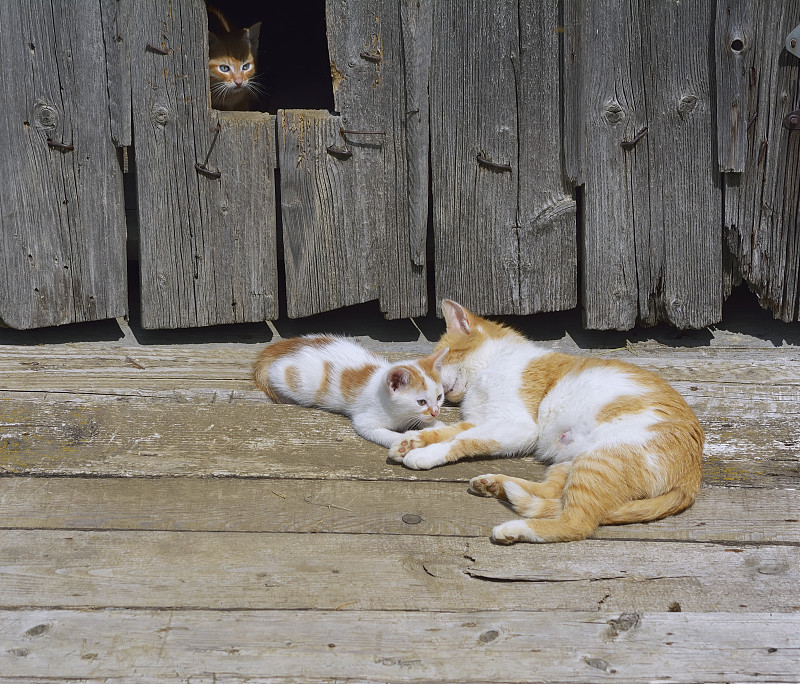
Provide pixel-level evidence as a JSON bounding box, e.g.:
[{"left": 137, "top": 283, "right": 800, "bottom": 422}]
[
  {"left": 208, "top": 22, "right": 261, "bottom": 107},
  {"left": 385, "top": 349, "right": 447, "bottom": 424},
  {"left": 437, "top": 299, "right": 513, "bottom": 402}
]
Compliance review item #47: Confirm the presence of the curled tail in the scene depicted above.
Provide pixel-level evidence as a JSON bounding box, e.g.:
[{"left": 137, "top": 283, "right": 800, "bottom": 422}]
[{"left": 252, "top": 338, "right": 305, "bottom": 402}]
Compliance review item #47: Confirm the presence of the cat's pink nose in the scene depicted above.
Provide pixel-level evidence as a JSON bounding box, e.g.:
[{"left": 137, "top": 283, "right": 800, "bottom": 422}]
[
  {"left": 234, "top": 78, "right": 243, "bottom": 87},
  {"left": 430, "top": 407, "right": 439, "bottom": 417}
]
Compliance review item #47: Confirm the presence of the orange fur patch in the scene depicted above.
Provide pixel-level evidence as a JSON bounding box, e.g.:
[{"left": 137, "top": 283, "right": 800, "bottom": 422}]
[
  {"left": 315, "top": 361, "right": 333, "bottom": 404},
  {"left": 284, "top": 365, "right": 301, "bottom": 394},
  {"left": 340, "top": 364, "right": 378, "bottom": 402},
  {"left": 252, "top": 336, "right": 335, "bottom": 401}
]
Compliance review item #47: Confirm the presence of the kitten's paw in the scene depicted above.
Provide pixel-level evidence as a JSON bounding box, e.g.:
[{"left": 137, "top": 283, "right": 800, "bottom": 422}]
[
  {"left": 388, "top": 431, "right": 422, "bottom": 462},
  {"left": 469, "top": 474, "right": 505, "bottom": 498},
  {"left": 491, "top": 519, "right": 543, "bottom": 545},
  {"left": 402, "top": 443, "right": 449, "bottom": 470}
]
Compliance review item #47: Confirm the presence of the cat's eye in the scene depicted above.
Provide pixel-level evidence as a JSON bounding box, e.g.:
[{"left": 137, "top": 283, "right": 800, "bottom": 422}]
[
  {"left": 219, "top": 64, "right": 231, "bottom": 73},
  {"left": 437, "top": 394, "right": 443, "bottom": 402},
  {"left": 242, "top": 63, "right": 252, "bottom": 72},
  {"left": 417, "top": 399, "right": 427, "bottom": 406}
]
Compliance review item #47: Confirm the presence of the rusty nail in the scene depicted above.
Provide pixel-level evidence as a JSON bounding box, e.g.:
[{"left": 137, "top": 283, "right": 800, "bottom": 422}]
[
  {"left": 621, "top": 127, "right": 648, "bottom": 150},
  {"left": 326, "top": 144, "right": 353, "bottom": 159},
  {"left": 195, "top": 123, "right": 222, "bottom": 179},
  {"left": 476, "top": 154, "right": 512, "bottom": 172},
  {"left": 146, "top": 43, "right": 169, "bottom": 55},
  {"left": 792, "top": 39, "right": 797, "bottom": 49},
  {"left": 340, "top": 128, "right": 386, "bottom": 136},
  {"left": 359, "top": 51, "right": 382, "bottom": 63},
  {"left": 46, "top": 139, "right": 74, "bottom": 153}
]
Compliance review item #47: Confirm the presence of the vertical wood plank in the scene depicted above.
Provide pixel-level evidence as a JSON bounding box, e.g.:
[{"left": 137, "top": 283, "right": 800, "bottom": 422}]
[
  {"left": 716, "top": 0, "right": 751, "bottom": 173},
  {"left": 127, "top": 0, "right": 278, "bottom": 328},
  {"left": 724, "top": 1, "right": 800, "bottom": 321},
  {"left": 0, "top": 0, "right": 127, "bottom": 329},
  {"left": 320, "top": 0, "right": 428, "bottom": 320},
  {"left": 99, "top": 0, "right": 132, "bottom": 147},
  {"left": 517, "top": 0, "right": 577, "bottom": 313},
  {"left": 574, "top": 0, "right": 721, "bottom": 330},
  {"left": 640, "top": 0, "right": 722, "bottom": 329},
  {"left": 277, "top": 109, "right": 375, "bottom": 318},
  {"left": 571, "top": 0, "right": 644, "bottom": 329},
  {"left": 430, "top": 0, "right": 574, "bottom": 315}
]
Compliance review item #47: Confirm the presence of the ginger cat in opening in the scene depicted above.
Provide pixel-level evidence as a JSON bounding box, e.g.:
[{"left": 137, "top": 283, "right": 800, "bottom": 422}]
[
  {"left": 389, "top": 300, "right": 704, "bottom": 544},
  {"left": 253, "top": 335, "right": 447, "bottom": 449},
  {"left": 207, "top": 6, "right": 262, "bottom": 111}
]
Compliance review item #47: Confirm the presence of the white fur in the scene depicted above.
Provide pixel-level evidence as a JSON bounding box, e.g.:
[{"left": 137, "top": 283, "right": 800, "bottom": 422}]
[
  {"left": 492, "top": 520, "right": 544, "bottom": 544},
  {"left": 267, "top": 336, "right": 445, "bottom": 448}
]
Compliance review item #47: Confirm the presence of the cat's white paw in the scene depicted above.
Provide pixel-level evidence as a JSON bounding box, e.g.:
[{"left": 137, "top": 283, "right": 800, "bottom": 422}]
[
  {"left": 491, "top": 519, "right": 543, "bottom": 544},
  {"left": 388, "top": 431, "right": 422, "bottom": 462},
  {"left": 469, "top": 474, "right": 504, "bottom": 498},
  {"left": 402, "top": 443, "right": 449, "bottom": 470}
]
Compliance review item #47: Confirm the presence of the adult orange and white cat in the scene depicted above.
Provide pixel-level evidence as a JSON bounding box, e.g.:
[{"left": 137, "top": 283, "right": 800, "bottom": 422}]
[
  {"left": 389, "top": 300, "right": 704, "bottom": 544},
  {"left": 254, "top": 335, "right": 447, "bottom": 449}
]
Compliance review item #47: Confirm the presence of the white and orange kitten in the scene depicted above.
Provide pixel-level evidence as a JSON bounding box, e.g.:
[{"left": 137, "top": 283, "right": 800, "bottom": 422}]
[
  {"left": 389, "top": 300, "right": 704, "bottom": 544},
  {"left": 253, "top": 335, "right": 447, "bottom": 448},
  {"left": 207, "top": 6, "right": 262, "bottom": 111}
]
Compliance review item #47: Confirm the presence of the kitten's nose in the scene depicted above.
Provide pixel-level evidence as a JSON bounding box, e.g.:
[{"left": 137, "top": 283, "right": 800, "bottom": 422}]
[
  {"left": 234, "top": 77, "right": 243, "bottom": 87},
  {"left": 430, "top": 407, "right": 439, "bottom": 417}
]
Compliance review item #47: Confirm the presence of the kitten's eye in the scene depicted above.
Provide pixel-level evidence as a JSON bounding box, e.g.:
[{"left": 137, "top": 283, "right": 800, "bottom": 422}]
[
  {"left": 437, "top": 394, "right": 443, "bottom": 402},
  {"left": 219, "top": 65, "right": 231, "bottom": 73},
  {"left": 242, "top": 63, "right": 252, "bottom": 72},
  {"left": 417, "top": 399, "right": 427, "bottom": 407}
]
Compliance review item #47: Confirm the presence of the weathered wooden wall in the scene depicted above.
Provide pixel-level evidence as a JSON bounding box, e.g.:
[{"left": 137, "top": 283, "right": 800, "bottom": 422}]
[
  {"left": 1, "top": 0, "right": 798, "bottom": 330},
  {"left": 0, "top": 0, "right": 127, "bottom": 329}
]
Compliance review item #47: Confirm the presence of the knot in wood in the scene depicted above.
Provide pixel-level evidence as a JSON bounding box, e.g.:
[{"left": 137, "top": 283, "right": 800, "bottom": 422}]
[
  {"left": 33, "top": 102, "right": 59, "bottom": 132},
  {"left": 150, "top": 103, "right": 171, "bottom": 127},
  {"left": 602, "top": 100, "right": 626, "bottom": 126},
  {"left": 677, "top": 94, "right": 698, "bottom": 117}
]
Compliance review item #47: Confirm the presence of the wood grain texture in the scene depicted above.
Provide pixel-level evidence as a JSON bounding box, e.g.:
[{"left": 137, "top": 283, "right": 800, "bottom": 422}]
[
  {"left": 127, "top": 0, "right": 278, "bottom": 328},
  {"left": 0, "top": 530, "right": 798, "bottom": 613},
  {"left": 572, "top": 0, "right": 722, "bottom": 330},
  {"left": 1, "top": 609, "right": 797, "bottom": 682},
  {"left": 724, "top": 1, "right": 800, "bottom": 322},
  {"left": 99, "top": 0, "right": 132, "bottom": 147},
  {"left": 1, "top": 477, "right": 798, "bottom": 543},
  {"left": 716, "top": 0, "right": 751, "bottom": 173},
  {"left": 430, "top": 0, "right": 575, "bottom": 315},
  {"left": 310, "top": 0, "right": 427, "bottom": 319},
  {"left": 0, "top": 0, "right": 127, "bottom": 329}
]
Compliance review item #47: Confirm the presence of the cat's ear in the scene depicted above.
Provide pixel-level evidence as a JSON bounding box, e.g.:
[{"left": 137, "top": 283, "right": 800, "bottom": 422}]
[
  {"left": 387, "top": 367, "right": 411, "bottom": 392},
  {"left": 244, "top": 22, "right": 261, "bottom": 51},
  {"left": 208, "top": 30, "right": 221, "bottom": 51},
  {"left": 429, "top": 347, "right": 448, "bottom": 373},
  {"left": 442, "top": 300, "right": 472, "bottom": 335}
]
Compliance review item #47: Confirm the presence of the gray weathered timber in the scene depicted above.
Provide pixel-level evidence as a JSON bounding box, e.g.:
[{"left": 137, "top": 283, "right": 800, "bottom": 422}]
[
  {"left": 307, "top": 0, "right": 427, "bottom": 319},
  {"left": 278, "top": 109, "right": 376, "bottom": 317},
  {"left": 2, "top": 609, "right": 798, "bottom": 682},
  {"left": 1, "top": 530, "right": 798, "bottom": 613},
  {"left": 571, "top": 0, "right": 722, "bottom": 330},
  {"left": 725, "top": 2, "right": 800, "bottom": 321},
  {"left": 716, "top": 0, "right": 751, "bottom": 173},
  {"left": 0, "top": 0, "right": 127, "bottom": 329},
  {"left": 430, "top": 0, "right": 576, "bottom": 315},
  {"left": 127, "top": 0, "right": 278, "bottom": 328},
  {"left": 2, "top": 477, "right": 798, "bottom": 544},
  {"left": 99, "top": 0, "right": 132, "bottom": 147}
]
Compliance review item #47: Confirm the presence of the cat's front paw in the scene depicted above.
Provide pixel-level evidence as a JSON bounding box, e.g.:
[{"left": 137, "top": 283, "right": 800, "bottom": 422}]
[
  {"left": 402, "top": 443, "right": 449, "bottom": 470},
  {"left": 388, "top": 431, "right": 422, "bottom": 462}
]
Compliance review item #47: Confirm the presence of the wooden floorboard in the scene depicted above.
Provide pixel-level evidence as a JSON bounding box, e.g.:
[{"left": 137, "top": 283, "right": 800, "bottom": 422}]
[{"left": 1, "top": 313, "right": 799, "bottom": 682}]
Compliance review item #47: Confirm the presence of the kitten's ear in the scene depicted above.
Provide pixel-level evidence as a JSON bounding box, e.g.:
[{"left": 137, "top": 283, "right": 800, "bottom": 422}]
[
  {"left": 244, "top": 22, "right": 261, "bottom": 51},
  {"left": 387, "top": 367, "right": 411, "bottom": 392},
  {"left": 442, "top": 299, "right": 472, "bottom": 335},
  {"left": 208, "top": 31, "right": 221, "bottom": 51}
]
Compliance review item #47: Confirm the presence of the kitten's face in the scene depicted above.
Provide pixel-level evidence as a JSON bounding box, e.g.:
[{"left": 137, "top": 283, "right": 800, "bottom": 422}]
[
  {"left": 386, "top": 349, "right": 447, "bottom": 425},
  {"left": 208, "top": 22, "right": 261, "bottom": 108}
]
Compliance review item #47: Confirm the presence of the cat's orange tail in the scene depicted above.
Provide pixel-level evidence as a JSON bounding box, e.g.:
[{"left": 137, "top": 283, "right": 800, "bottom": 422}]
[
  {"left": 600, "top": 489, "right": 697, "bottom": 525},
  {"left": 253, "top": 339, "right": 304, "bottom": 401}
]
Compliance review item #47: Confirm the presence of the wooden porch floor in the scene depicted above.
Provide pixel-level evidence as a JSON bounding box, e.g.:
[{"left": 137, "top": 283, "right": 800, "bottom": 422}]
[{"left": 1, "top": 296, "right": 799, "bottom": 682}]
